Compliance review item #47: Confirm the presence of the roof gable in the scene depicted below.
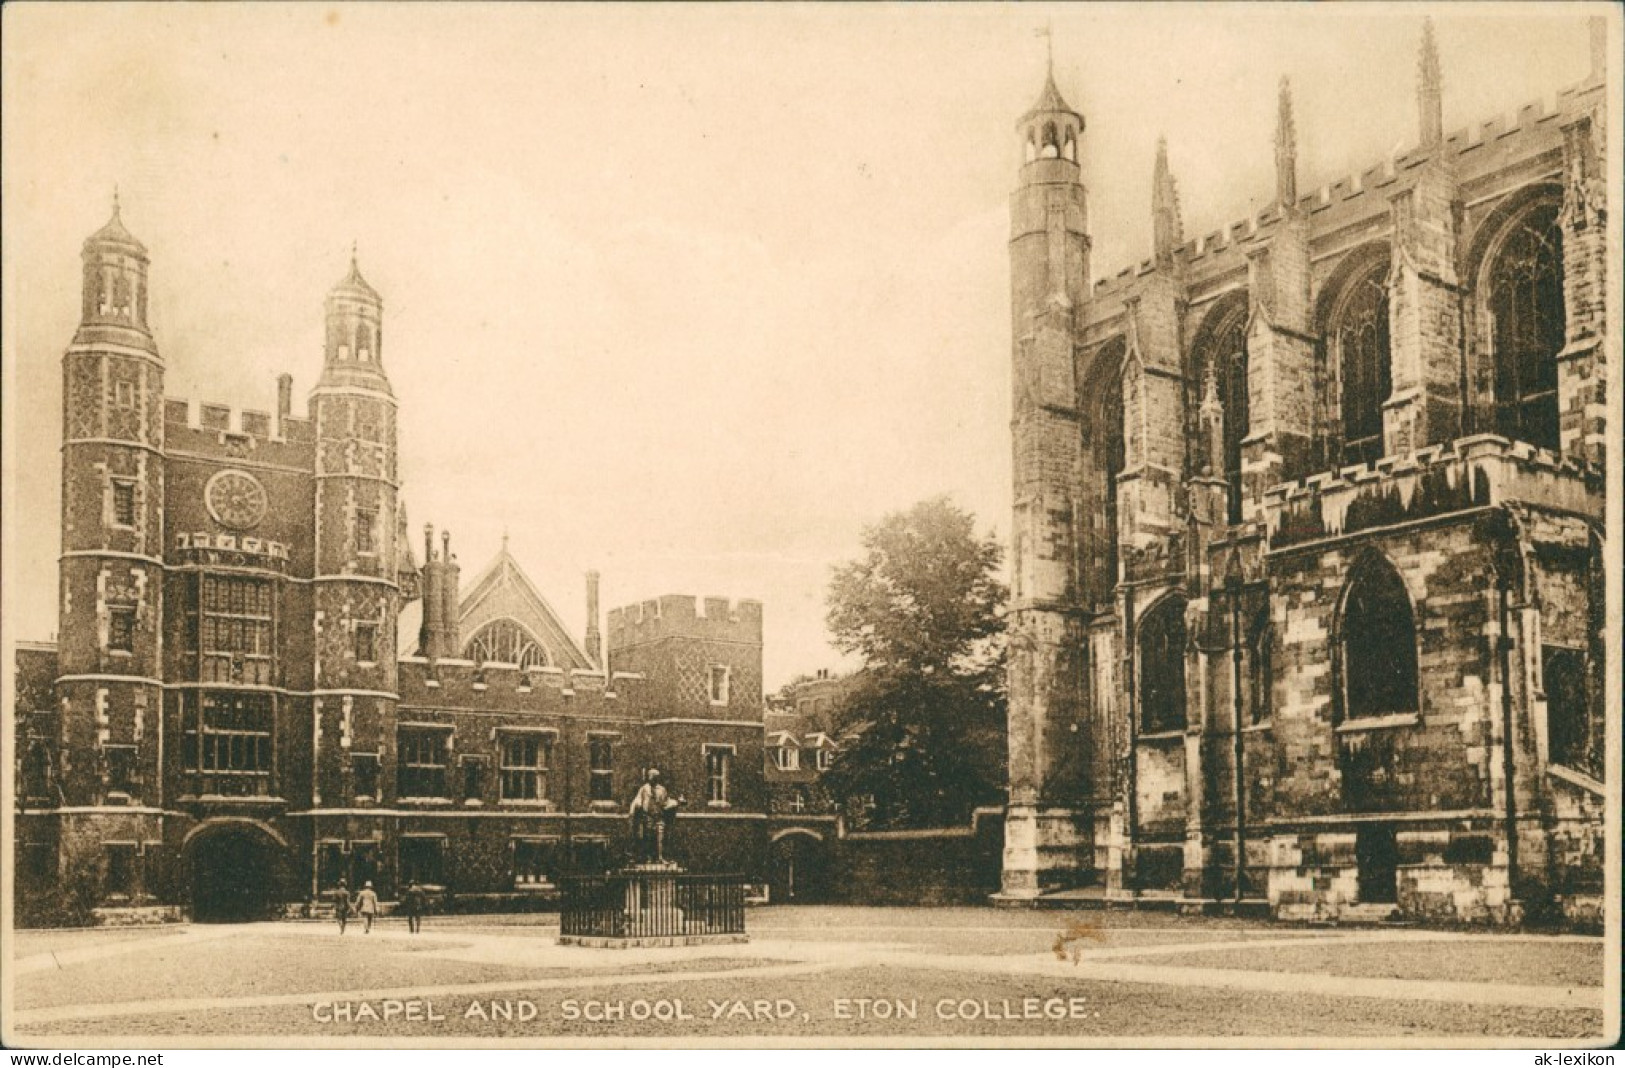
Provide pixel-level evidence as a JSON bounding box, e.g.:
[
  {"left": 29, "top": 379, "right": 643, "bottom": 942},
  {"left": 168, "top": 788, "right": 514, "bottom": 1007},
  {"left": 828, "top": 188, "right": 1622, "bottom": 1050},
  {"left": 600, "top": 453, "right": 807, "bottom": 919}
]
[{"left": 456, "top": 545, "right": 595, "bottom": 671}]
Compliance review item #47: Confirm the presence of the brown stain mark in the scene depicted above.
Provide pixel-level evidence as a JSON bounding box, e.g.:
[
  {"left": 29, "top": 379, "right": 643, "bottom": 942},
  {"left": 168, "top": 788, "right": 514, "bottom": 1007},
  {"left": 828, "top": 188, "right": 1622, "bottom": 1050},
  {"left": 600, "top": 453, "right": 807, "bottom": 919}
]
[
  {"left": 326, "top": 10, "right": 340, "bottom": 27},
  {"left": 1052, "top": 919, "right": 1106, "bottom": 964}
]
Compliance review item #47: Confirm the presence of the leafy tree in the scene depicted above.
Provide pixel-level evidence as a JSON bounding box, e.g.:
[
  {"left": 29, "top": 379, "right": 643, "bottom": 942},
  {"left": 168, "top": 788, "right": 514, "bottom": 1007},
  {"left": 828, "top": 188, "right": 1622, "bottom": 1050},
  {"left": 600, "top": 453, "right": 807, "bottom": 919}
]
[{"left": 822, "top": 496, "right": 1007, "bottom": 828}]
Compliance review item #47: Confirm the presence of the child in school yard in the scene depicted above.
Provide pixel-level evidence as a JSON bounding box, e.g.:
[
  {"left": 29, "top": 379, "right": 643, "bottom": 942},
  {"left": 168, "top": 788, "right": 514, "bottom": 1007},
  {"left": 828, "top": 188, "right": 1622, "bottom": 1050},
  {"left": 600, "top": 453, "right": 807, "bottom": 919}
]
[{"left": 355, "top": 880, "right": 380, "bottom": 933}]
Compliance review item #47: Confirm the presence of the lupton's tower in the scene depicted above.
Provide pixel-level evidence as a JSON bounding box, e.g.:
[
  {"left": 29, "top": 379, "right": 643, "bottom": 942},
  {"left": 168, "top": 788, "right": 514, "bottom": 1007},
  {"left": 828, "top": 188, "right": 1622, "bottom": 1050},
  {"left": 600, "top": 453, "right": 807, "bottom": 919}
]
[
  {"left": 57, "top": 196, "right": 167, "bottom": 817},
  {"left": 1002, "top": 53, "right": 1095, "bottom": 897},
  {"left": 310, "top": 253, "right": 400, "bottom": 807}
]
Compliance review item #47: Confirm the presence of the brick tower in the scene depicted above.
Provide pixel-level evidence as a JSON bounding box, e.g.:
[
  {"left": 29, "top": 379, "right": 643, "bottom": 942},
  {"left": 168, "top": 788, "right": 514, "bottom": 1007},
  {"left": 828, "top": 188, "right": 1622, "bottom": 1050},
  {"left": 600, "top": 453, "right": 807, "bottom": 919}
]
[
  {"left": 57, "top": 197, "right": 167, "bottom": 815},
  {"left": 310, "top": 252, "right": 399, "bottom": 809}
]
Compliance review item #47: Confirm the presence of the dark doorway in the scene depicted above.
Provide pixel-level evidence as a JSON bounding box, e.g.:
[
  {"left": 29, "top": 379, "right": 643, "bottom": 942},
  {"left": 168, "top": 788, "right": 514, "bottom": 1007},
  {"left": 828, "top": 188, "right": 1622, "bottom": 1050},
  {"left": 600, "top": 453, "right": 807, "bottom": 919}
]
[
  {"left": 769, "top": 833, "right": 829, "bottom": 904},
  {"left": 1355, "top": 824, "right": 1399, "bottom": 904},
  {"left": 189, "top": 825, "right": 284, "bottom": 922}
]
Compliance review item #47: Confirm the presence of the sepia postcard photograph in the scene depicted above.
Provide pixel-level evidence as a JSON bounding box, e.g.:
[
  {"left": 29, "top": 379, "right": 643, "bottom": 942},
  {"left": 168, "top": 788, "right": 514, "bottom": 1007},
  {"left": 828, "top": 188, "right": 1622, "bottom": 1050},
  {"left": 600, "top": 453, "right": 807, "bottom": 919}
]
[{"left": 1, "top": 1, "right": 1620, "bottom": 1052}]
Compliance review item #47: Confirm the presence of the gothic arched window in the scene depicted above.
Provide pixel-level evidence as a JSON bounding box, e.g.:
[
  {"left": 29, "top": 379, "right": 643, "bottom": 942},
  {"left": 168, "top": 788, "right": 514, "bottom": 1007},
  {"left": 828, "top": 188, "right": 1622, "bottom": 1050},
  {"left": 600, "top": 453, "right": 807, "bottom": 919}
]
[
  {"left": 1543, "top": 647, "right": 1589, "bottom": 773},
  {"left": 1247, "top": 609, "right": 1273, "bottom": 726},
  {"left": 1488, "top": 201, "right": 1565, "bottom": 452},
  {"left": 1334, "top": 266, "right": 1391, "bottom": 466},
  {"left": 466, "top": 619, "right": 546, "bottom": 670},
  {"left": 1194, "top": 304, "right": 1250, "bottom": 525},
  {"left": 1139, "top": 596, "right": 1188, "bottom": 734},
  {"left": 1041, "top": 122, "right": 1059, "bottom": 158},
  {"left": 1086, "top": 340, "right": 1126, "bottom": 606},
  {"left": 1338, "top": 556, "right": 1419, "bottom": 722}
]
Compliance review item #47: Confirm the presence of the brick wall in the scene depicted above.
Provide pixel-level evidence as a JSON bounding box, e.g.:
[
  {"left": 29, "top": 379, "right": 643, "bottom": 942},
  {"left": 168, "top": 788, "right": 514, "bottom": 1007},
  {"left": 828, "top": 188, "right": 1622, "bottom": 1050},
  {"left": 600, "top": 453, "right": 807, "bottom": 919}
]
[{"left": 831, "top": 811, "right": 1004, "bottom": 906}]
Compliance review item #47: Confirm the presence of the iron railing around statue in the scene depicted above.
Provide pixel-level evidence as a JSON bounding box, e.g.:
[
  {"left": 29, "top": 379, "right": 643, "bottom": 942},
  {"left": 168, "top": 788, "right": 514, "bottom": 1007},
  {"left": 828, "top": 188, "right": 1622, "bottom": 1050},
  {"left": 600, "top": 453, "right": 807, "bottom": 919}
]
[{"left": 559, "top": 870, "right": 746, "bottom": 944}]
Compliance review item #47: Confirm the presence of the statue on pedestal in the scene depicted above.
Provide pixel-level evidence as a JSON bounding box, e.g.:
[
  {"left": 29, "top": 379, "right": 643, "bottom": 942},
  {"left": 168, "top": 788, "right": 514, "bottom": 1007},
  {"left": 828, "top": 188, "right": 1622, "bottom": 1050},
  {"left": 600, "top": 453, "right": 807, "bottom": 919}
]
[{"left": 628, "top": 769, "right": 684, "bottom": 865}]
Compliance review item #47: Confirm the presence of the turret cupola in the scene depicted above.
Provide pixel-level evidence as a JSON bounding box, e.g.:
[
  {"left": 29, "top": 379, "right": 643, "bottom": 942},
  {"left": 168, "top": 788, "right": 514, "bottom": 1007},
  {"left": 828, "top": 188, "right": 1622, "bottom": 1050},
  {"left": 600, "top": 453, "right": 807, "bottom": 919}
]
[
  {"left": 318, "top": 246, "right": 390, "bottom": 392},
  {"left": 1018, "top": 43, "right": 1084, "bottom": 172},
  {"left": 77, "top": 192, "right": 155, "bottom": 353}
]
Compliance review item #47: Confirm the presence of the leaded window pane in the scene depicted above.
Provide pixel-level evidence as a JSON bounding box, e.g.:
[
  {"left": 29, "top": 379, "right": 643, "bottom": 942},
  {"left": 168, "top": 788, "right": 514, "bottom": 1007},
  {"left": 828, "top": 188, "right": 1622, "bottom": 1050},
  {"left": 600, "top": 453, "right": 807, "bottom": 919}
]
[
  {"left": 1337, "top": 270, "right": 1391, "bottom": 466},
  {"left": 1139, "top": 598, "right": 1188, "bottom": 734},
  {"left": 1490, "top": 203, "right": 1565, "bottom": 452},
  {"left": 1340, "top": 559, "right": 1419, "bottom": 720}
]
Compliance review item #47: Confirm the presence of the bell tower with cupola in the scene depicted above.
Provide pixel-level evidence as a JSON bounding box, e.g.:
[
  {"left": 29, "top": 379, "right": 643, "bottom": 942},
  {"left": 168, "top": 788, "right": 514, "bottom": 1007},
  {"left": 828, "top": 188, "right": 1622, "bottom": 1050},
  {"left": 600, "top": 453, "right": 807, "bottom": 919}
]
[
  {"left": 309, "top": 250, "right": 400, "bottom": 808},
  {"left": 57, "top": 194, "right": 167, "bottom": 810},
  {"left": 1003, "top": 46, "right": 1095, "bottom": 899}
]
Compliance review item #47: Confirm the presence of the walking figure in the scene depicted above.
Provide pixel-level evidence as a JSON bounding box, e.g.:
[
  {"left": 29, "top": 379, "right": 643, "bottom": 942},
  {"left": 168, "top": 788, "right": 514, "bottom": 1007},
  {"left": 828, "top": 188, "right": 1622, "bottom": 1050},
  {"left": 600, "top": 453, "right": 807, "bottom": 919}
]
[
  {"left": 330, "top": 878, "right": 353, "bottom": 934},
  {"left": 402, "top": 880, "right": 425, "bottom": 934},
  {"left": 355, "top": 880, "right": 379, "bottom": 933}
]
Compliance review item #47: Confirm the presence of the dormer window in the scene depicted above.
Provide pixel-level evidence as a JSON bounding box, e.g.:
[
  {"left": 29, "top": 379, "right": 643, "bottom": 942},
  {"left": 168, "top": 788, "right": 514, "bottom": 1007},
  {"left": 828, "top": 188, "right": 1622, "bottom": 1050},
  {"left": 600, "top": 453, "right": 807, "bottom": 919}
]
[{"left": 774, "top": 745, "right": 800, "bottom": 772}]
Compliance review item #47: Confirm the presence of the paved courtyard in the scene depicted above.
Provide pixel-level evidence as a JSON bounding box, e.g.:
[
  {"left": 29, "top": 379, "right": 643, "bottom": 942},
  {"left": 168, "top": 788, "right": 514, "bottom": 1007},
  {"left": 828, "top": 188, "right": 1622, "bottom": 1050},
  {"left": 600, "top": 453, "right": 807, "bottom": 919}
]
[{"left": 6, "top": 907, "right": 1610, "bottom": 1043}]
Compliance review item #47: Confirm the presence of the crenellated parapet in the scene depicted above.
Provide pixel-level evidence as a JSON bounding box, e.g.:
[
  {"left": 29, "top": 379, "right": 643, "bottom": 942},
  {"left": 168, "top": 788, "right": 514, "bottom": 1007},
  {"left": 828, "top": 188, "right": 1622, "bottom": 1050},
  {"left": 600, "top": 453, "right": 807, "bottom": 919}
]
[
  {"left": 164, "top": 389, "right": 314, "bottom": 447},
  {"left": 1263, "top": 433, "right": 1601, "bottom": 552},
  {"left": 606, "top": 595, "right": 764, "bottom": 651},
  {"left": 397, "top": 656, "right": 632, "bottom": 706}
]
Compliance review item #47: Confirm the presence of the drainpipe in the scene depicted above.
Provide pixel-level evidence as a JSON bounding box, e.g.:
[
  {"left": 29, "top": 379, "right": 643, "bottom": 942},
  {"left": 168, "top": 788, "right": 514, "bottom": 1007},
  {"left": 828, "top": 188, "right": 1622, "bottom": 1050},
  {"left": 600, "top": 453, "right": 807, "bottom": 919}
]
[
  {"left": 1122, "top": 589, "right": 1138, "bottom": 888},
  {"left": 563, "top": 690, "right": 574, "bottom": 875},
  {"left": 1497, "top": 575, "right": 1520, "bottom": 899},
  {"left": 1227, "top": 566, "right": 1246, "bottom": 904}
]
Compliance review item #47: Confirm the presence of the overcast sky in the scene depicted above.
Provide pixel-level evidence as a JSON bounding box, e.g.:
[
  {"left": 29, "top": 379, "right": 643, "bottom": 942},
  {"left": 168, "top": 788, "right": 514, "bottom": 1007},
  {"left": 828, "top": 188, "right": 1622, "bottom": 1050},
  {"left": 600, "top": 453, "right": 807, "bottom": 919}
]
[{"left": 1, "top": 3, "right": 1600, "bottom": 688}]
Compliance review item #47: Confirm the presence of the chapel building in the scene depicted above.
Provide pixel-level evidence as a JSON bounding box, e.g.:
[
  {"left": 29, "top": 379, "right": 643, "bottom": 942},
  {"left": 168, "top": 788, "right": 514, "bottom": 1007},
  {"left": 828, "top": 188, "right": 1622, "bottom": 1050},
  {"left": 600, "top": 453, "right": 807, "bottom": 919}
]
[{"left": 1001, "top": 19, "right": 1610, "bottom": 924}]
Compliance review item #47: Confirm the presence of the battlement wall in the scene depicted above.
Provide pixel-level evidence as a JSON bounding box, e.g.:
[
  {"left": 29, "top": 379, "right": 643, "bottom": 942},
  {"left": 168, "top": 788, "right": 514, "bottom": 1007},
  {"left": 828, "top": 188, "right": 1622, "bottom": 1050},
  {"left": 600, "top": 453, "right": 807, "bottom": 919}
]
[
  {"left": 164, "top": 383, "right": 315, "bottom": 448},
  {"left": 396, "top": 655, "right": 647, "bottom": 712},
  {"left": 1085, "top": 82, "right": 1577, "bottom": 307},
  {"left": 606, "top": 594, "right": 764, "bottom": 650}
]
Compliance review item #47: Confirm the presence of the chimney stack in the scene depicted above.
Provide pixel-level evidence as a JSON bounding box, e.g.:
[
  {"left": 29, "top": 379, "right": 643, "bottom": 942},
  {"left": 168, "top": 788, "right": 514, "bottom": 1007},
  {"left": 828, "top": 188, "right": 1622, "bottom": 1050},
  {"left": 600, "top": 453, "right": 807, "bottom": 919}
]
[
  {"left": 441, "top": 530, "right": 461, "bottom": 654},
  {"left": 276, "top": 374, "right": 293, "bottom": 435},
  {"left": 585, "top": 570, "right": 602, "bottom": 666},
  {"left": 419, "top": 523, "right": 443, "bottom": 658}
]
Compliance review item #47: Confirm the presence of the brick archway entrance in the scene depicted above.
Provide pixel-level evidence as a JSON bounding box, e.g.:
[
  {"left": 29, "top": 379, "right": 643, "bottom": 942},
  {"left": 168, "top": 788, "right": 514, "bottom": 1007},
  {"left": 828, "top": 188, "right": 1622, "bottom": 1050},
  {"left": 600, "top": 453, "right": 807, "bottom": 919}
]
[
  {"left": 769, "top": 830, "right": 830, "bottom": 904},
  {"left": 185, "top": 820, "right": 289, "bottom": 922}
]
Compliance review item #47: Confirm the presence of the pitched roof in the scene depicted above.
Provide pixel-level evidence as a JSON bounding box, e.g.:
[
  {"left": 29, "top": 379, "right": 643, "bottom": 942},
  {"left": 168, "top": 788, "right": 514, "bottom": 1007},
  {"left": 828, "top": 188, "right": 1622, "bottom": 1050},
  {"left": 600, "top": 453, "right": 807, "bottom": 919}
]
[{"left": 455, "top": 542, "right": 595, "bottom": 671}]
